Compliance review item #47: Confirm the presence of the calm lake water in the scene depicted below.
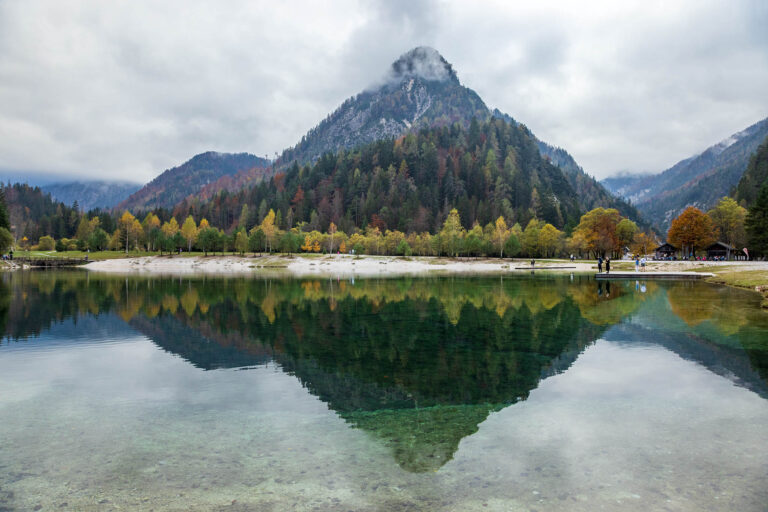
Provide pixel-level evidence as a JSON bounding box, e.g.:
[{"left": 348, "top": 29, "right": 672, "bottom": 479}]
[{"left": 1, "top": 271, "right": 767, "bottom": 511}]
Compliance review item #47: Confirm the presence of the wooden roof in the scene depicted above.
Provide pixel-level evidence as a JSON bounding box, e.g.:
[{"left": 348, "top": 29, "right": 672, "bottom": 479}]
[{"left": 705, "top": 241, "right": 734, "bottom": 250}]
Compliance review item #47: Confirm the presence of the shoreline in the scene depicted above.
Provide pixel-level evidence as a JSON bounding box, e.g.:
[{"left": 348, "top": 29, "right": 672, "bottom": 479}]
[
  {"left": 81, "top": 255, "right": 768, "bottom": 307},
  {"left": 7, "top": 254, "right": 766, "bottom": 306},
  {"left": 83, "top": 254, "right": 596, "bottom": 277}
]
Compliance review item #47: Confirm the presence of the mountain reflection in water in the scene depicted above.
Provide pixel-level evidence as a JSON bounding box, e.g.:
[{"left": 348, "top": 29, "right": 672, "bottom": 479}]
[{"left": 2, "top": 271, "right": 767, "bottom": 473}]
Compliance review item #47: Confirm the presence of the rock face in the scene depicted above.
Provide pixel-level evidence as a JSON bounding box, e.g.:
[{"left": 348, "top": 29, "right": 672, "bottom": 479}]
[
  {"left": 601, "top": 117, "right": 768, "bottom": 231},
  {"left": 279, "top": 47, "right": 488, "bottom": 166}
]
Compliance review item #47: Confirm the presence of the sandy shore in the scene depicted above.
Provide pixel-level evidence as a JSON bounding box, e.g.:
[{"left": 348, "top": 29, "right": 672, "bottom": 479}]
[{"left": 84, "top": 254, "right": 595, "bottom": 277}]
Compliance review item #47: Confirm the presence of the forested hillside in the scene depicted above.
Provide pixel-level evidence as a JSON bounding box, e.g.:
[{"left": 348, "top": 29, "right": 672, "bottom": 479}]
[
  {"left": 491, "top": 109, "right": 646, "bottom": 225},
  {"left": 734, "top": 135, "right": 768, "bottom": 207},
  {"left": 119, "top": 151, "right": 270, "bottom": 212},
  {"left": 174, "top": 118, "right": 582, "bottom": 233},
  {"left": 2, "top": 183, "right": 83, "bottom": 242}
]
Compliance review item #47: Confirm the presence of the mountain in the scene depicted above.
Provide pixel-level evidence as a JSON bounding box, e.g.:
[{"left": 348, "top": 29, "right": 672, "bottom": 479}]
[
  {"left": 118, "top": 151, "right": 270, "bottom": 212},
  {"left": 601, "top": 117, "right": 768, "bottom": 231},
  {"left": 41, "top": 181, "right": 141, "bottom": 211},
  {"left": 177, "top": 118, "right": 583, "bottom": 233},
  {"left": 278, "top": 47, "right": 489, "bottom": 167},
  {"left": 733, "top": 134, "right": 768, "bottom": 207},
  {"left": 271, "top": 47, "right": 643, "bottom": 227}
]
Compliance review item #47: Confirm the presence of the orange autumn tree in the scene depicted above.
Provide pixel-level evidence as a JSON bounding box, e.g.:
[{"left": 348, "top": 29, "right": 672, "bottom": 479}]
[{"left": 667, "top": 206, "right": 715, "bottom": 257}]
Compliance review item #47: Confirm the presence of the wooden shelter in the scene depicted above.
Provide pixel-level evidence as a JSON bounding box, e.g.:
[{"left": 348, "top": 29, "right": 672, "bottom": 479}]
[
  {"left": 654, "top": 243, "right": 677, "bottom": 260},
  {"left": 705, "top": 241, "right": 733, "bottom": 260}
]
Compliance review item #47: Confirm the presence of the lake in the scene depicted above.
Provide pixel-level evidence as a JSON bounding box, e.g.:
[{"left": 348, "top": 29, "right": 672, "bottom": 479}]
[{"left": 1, "top": 271, "right": 767, "bottom": 511}]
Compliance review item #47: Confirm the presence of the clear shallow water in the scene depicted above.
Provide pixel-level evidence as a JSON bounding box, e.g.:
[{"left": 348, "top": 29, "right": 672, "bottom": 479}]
[{"left": 0, "top": 272, "right": 767, "bottom": 511}]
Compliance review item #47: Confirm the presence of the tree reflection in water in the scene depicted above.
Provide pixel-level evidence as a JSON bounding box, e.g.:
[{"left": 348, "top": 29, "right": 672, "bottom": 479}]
[{"left": 2, "top": 271, "right": 767, "bottom": 472}]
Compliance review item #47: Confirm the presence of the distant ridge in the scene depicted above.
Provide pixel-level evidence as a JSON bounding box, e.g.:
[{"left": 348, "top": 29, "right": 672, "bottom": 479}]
[
  {"left": 601, "top": 116, "right": 768, "bottom": 230},
  {"left": 42, "top": 181, "right": 140, "bottom": 211},
  {"left": 118, "top": 151, "right": 270, "bottom": 212}
]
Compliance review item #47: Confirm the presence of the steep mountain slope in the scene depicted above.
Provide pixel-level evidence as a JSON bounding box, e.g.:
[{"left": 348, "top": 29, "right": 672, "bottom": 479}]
[
  {"left": 177, "top": 118, "right": 582, "bottom": 233},
  {"left": 279, "top": 47, "right": 489, "bottom": 167},
  {"left": 491, "top": 110, "right": 647, "bottom": 226},
  {"left": 42, "top": 181, "right": 141, "bottom": 211},
  {"left": 118, "top": 151, "right": 270, "bottom": 212},
  {"left": 601, "top": 117, "right": 768, "bottom": 230},
  {"left": 275, "top": 46, "right": 642, "bottom": 226},
  {"left": 733, "top": 134, "right": 768, "bottom": 207}
]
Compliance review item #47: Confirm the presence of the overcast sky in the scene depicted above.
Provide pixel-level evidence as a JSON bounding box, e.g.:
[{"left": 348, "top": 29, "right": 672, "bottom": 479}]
[{"left": 1, "top": 0, "right": 766, "bottom": 184}]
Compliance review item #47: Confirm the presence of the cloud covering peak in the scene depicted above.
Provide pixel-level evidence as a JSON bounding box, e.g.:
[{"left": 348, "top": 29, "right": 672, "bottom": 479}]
[{"left": 387, "top": 46, "right": 459, "bottom": 84}]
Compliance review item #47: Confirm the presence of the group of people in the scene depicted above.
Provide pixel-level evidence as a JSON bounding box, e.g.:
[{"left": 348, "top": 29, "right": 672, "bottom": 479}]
[
  {"left": 597, "top": 255, "right": 650, "bottom": 273},
  {"left": 597, "top": 256, "right": 611, "bottom": 273},
  {"left": 1, "top": 250, "right": 12, "bottom": 261}
]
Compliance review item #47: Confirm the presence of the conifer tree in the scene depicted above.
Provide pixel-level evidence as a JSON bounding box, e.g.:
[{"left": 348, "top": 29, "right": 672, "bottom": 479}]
[
  {"left": 0, "top": 187, "right": 9, "bottom": 231},
  {"left": 746, "top": 184, "right": 768, "bottom": 256}
]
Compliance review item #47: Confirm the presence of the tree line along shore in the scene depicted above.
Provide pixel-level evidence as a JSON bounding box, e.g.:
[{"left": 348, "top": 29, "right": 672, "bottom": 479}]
[{"left": 2, "top": 198, "right": 764, "bottom": 261}]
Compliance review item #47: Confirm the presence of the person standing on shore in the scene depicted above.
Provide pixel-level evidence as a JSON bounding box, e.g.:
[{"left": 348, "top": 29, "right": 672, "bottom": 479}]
[
  {"left": 606, "top": 258, "right": 610, "bottom": 274},
  {"left": 597, "top": 256, "right": 603, "bottom": 273},
  {"left": 635, "top": 256, "right": 640, "bottom": 272}
]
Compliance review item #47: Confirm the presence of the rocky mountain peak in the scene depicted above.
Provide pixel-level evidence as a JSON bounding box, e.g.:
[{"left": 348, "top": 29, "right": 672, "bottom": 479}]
[{"left": 386, "top": 46, "right": 459, "bottom": 85}]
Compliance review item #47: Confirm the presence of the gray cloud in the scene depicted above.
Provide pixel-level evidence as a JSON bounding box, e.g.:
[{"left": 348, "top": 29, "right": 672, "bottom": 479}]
[{"left": 0, "top": 0, "right": 766, "bottom": 184}]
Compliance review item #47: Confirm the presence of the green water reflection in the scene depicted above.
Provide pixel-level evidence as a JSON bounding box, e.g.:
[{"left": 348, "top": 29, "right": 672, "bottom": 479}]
[{"left": 2, "top": 271, "right": 768, "bottom": 477}]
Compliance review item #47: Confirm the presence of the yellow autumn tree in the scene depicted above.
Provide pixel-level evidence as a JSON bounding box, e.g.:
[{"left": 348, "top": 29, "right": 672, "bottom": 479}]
[
  {"left": 301, "top": 234, "right": 313, "bottom": 252},
  {"left": 440, "top": 208, "right": 465, "bottom": 257},
  {"left": 129, "top": 218, "right": 143, "bottom": 251},
  {"left": 259, "top": 209, "right": 277, "bottom": 252},
  {"left": 118, "top": 211, "right": 137, "bottom": 253},
  {"left": 537, "top": 223, "right": 563, "bottom": 257},
  {"left": 493, "top": 216, "right": 510, "bottom": 258},
  {"left": 181, "top": 216, "right": 198, "bottom": 252},
  {"left": 328, "top": 222, "right": 337, "bottom": 252},
  {"left": 162, "top": 218, "right": 179, "bottom": 237}
]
